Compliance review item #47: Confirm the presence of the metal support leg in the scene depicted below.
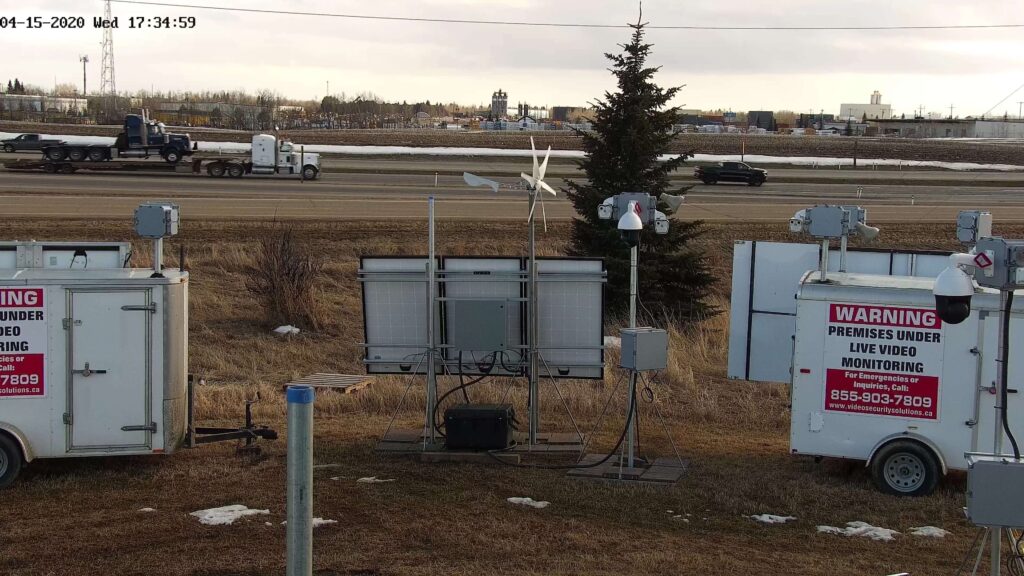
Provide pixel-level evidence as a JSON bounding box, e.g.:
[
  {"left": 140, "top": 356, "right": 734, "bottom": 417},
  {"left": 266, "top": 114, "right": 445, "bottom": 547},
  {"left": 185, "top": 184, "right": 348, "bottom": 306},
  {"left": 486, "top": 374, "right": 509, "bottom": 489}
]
[{"left": 286, "top": 386, "right": 315, "bottom": 576}]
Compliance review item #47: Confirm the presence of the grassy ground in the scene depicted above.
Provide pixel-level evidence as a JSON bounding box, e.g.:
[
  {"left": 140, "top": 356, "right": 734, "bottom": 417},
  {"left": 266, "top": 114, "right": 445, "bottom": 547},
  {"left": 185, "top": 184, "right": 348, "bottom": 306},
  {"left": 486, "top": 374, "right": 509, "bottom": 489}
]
[{"left": 1, "top": 218, "right": 1019, "bottom": 575}]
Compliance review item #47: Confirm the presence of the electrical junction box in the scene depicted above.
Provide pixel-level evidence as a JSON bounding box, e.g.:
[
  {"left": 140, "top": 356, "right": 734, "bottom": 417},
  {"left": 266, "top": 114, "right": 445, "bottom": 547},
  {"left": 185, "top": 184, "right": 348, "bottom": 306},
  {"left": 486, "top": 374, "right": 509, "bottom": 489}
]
[
  {"left": 612, "top": 192, "right": 658, "bottom": 225},
  {"left": 973, "top": 237, "right": 1024, "bottom": 290},
  {"left": 805, "top": 205, "right": 847, "bottom": 238},
  {"left": 957, "top": 211, "right": 992, "bottom": 245},
  {"left": 446, "top": 299, "right": 507, "bottom": 352},
  {"left": 966, "top": 455, "right": 1024, "bottom": 528},
  {"left": 134, "top": 203, "right": 179, "bottom": 239},
  {"left": 619, "top": 327, "right": 668, "bottom": 371},
  {"left": 444, "top": 404, "right": 515, "bottom": 450}
]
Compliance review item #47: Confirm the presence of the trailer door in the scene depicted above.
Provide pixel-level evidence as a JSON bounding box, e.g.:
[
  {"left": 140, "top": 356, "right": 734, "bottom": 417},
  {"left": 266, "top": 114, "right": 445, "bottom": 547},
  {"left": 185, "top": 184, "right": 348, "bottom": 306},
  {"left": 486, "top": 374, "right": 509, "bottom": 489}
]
[{"left": 67, "top": 289, "right": 152, "bottom": 451}]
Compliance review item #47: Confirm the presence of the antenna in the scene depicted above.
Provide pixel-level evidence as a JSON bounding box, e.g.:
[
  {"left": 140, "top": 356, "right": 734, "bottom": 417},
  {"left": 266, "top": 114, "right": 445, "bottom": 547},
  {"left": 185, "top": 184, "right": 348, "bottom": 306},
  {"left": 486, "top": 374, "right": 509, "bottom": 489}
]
[{"left": 79, "top": 55, "right": 89, "bottom": 96}]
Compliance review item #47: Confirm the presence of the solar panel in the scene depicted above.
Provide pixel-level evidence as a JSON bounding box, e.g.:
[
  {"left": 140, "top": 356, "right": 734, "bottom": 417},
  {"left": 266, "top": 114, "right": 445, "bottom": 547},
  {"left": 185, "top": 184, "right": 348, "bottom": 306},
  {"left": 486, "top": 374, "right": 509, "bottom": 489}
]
[
  {"left": 536, "top": 258, "right": 605, "bottom": 379},
  {"left": 360, "top": 257, "right": 438, "bottom": 375}
]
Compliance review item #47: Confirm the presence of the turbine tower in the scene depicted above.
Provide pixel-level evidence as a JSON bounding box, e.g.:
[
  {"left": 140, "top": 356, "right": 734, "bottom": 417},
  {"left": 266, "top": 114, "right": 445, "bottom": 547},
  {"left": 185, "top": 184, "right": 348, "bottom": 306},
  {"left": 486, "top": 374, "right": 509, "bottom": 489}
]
[{"left": 99, "top": 0, "right": 116, "bottom": 98}]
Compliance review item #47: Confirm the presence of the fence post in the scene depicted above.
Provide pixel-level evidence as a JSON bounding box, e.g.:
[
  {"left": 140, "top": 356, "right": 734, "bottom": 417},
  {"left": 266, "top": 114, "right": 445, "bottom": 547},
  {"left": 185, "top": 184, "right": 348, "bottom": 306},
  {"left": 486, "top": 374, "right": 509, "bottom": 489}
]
[{"left": 286, "top": 385, "right": 315, "bottom": 576}]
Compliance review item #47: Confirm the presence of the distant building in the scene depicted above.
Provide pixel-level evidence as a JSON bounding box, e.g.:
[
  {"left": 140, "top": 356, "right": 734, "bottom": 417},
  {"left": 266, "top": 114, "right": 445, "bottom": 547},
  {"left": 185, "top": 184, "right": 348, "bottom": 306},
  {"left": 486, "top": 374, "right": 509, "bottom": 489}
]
[
  {"left": 872, "top": 118, "right": 1024, "bottom": 139},
  {"left": 0, "top": 94, "right": 87, "bottom": 113},
  {"left": 797, "top": 113, "right": 835, "bottom": 129},
  {"left": 551, "top": 106, "right": 592, "bottom": 123},
  {"left": 839, "top": 90, "right": 892, "bottom": 120},
  {"left": 747, "top": 110, "right": 775, "bottom": 131},
  {"left": 491, "top": 89, "right": 508, "bottom": 118}
]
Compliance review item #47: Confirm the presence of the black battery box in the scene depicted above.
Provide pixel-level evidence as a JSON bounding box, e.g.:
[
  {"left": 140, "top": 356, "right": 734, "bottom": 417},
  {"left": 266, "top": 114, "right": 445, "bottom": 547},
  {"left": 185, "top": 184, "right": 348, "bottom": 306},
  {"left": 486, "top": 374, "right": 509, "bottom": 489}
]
[{"left": 444, "top": 404, "right": 516, "bottom": 450}]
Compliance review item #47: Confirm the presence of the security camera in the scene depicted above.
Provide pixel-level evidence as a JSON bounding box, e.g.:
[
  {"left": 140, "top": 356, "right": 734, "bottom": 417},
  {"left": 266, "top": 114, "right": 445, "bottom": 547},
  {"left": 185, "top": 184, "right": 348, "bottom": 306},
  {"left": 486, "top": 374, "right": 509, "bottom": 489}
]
[
  {"left": 654, "top": 210, "right": 669, "bottom": 235},
  {"left": 598, "top": 197, "right": 614, "bottom": 220},
  {"left": 789, "top": 209, "right": 808, "bottom": 233},
  {"left": 933, "top": 254, "right": 977, "bottom": 324},
  {"left": 618, "top": 201, "right": 644, "bottom": 247}
]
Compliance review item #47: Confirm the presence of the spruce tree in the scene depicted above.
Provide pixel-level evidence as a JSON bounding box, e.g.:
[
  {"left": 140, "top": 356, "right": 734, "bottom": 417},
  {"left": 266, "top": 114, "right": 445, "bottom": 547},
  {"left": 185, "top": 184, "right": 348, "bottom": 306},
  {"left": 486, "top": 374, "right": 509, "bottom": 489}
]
[{"left": 564, "top": 17, "right": 716, "bottom": 321}]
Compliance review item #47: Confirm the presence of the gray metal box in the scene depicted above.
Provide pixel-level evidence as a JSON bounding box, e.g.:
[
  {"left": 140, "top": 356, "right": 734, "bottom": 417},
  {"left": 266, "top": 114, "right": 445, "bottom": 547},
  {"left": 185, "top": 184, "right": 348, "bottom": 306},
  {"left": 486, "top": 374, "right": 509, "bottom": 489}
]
[
  {"left": 967, "top": 455, "right": 1024, "bottom": 528},
  {"left": 613, "top": 192, "right": 657, "bottom": 225},
  {"left": 447, "top": 299, "right": 507, "bottom": 352},
  {"left": 957, "top": 210, "right": 992, "bottom": 245},
  {"left": 619, "top": 327, "right": 668, "bottom": 371},
  {"left": 974, "top": 237, "right": 1024, "bottom": 290},
  {"left": 806, "top": 205, "right": 846, "bottom": 238},
  {"left": 134, "top": 203, "right": 180, "bottom": 239}
]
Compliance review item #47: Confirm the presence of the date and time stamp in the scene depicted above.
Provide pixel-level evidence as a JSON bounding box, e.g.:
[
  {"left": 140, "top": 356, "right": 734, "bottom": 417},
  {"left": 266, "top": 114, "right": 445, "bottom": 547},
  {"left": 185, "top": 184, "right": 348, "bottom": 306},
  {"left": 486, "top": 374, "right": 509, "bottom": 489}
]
[{"left": 0, "top": 15, "right": 196, "bottom": 30}]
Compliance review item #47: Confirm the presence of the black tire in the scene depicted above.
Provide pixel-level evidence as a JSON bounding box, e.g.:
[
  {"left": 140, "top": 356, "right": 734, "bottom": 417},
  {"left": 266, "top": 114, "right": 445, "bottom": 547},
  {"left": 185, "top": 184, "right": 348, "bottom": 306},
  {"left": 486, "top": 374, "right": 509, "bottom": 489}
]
[
  {"left": 163, "top": 148, "right": 182, "bottom": 164},
  {"left": 703, "top": 178, "right": 717, "bottom": 185},
  {"left": 59, "top": 164, "right": 76, "bottom": 174},
  {"left": 87, "top": 148, "right": 106, "bottom": 162},
  {"left": 45, "top": 147, "right": 67, "bottom": 161},
  {"left": 2, "top": 144, "right": 14, "bottom": 153},
  {"left": 0, "top": 433, "right": 24, "bottom": 489},
  {"left": 870, "top": 440, "right": 941, "bottom": 496},
  {"left": 67, "top": 147, "right": 87, "bottom": 161},
  {"left": 42, "top": 163, "right": 58, "bottom": 173},
  {"left": 302, "top": 165, "right": 319, "bottom": 180},
  {"left": 227, "top": 163, "right": 244, "bottom": 178},
  {"left": 748, "top": 177, "right": 764, "bottom": 187},
  {"left": 207, "top": 163, "right": 226, "bottom": 177}
]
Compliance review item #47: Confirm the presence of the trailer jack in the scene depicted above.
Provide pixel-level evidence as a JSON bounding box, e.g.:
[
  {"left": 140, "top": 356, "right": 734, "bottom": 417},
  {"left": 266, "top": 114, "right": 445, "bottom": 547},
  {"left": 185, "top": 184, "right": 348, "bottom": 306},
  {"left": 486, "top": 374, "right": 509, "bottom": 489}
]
[{"left": 185, "top": 375, "right": 278, "bottom": 454}]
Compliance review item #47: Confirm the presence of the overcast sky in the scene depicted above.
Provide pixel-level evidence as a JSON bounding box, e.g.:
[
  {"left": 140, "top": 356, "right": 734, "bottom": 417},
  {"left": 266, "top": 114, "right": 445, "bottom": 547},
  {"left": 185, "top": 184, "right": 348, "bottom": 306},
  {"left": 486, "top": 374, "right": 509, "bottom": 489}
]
[{"left": 4, "top": 0, "right": 1023, "bottom": 117}]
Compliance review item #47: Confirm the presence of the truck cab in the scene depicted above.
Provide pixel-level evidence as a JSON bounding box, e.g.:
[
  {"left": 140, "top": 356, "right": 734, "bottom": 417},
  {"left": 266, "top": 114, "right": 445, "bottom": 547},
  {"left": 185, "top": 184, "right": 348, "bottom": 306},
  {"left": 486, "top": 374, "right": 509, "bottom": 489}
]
[
  {"left": 116, "top": 114, "right": 193, "bottom": 163},
  {"left": 250, "top": 134, "right": 320, "bottom": 179}
]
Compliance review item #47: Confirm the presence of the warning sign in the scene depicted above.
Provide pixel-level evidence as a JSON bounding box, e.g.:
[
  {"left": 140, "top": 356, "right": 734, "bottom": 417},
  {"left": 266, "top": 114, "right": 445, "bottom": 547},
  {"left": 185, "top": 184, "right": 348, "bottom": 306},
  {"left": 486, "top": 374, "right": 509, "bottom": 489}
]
[
  {"left": 824, "top": 303, "right": 943, "bottom": 420},
  {"left": 0, "top": 287, "right": 46, "bottom": 397}
]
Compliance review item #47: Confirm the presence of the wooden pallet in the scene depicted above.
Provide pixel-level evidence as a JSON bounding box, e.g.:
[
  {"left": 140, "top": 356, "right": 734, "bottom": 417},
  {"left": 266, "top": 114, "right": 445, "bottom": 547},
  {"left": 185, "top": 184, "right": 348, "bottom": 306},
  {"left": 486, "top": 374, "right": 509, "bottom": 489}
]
[
  {"left": 567, "top": 455, "right": 688, "bottom": 485},
  {"left": 283, "top": 373, "right": 372, "bottom": 394}
]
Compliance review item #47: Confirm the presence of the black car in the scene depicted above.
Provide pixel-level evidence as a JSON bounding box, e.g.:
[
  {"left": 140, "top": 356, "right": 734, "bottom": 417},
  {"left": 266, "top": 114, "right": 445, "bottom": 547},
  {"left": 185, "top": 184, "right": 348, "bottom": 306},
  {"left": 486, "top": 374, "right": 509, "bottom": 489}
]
[{"left": 694, "top": 161, "right": 767, "bottom": 186}]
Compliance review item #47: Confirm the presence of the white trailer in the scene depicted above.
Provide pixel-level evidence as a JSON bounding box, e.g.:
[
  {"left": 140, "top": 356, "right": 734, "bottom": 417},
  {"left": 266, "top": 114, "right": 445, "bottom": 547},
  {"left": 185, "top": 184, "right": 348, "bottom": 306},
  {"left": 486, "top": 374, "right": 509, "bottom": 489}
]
[{"left": 728, "top": 241, "right": 1024, "bottom": 495}]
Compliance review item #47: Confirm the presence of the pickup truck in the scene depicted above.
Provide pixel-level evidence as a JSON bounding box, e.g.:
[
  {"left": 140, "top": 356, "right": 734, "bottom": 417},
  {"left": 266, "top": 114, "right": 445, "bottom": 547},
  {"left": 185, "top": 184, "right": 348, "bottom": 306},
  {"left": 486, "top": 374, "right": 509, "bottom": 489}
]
[
  {"left": 2, "top": 134, "right": 66, "bottom": 153},
  {"left": 694, "top": 161, "right": 767, "bottom": 186}
]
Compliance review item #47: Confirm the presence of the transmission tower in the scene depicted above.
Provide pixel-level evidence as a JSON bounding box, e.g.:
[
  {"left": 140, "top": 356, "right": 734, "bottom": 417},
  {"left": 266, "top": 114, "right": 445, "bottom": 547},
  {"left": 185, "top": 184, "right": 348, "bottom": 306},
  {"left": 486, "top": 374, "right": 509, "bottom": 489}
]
[{"left": 99, "top": 0, "right": 116, "bottom": 98}]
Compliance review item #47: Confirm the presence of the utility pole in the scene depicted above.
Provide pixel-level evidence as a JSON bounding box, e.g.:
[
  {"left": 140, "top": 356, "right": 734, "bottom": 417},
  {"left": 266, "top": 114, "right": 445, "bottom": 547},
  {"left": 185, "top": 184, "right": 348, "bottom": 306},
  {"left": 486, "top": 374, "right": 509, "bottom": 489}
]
[
  {"left": 79, "top": 55, "right": 89, "bottom": 96},
  {"left": 1018, "top": 101, "right": 1023, "bottom": 120},
  {"left": 949, "top": 104, "right": 955, "bottom": 120}
]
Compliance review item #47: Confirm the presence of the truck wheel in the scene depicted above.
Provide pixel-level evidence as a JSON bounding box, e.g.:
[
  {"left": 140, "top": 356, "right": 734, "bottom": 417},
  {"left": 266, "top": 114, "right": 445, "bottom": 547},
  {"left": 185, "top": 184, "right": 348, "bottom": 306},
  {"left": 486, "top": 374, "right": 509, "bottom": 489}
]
[
  {"left": 45, "top": 148, "right": 67, "bottom": 161},
  {"left": 748, "top": 177, "right": 764, "bottom": 187},
  {"left": 87, "top": 148, "right": 106, "bottom": 162},
  {"left": 67, "top": 148, "right": 87, "bottom": 161},
  {"left": 163, "top": 148, "right": 182, "bottom": 163},
  {"left": 0, "top": 433, "right": 24, "bottom": 489},
  {"left": 870, "top": 440, "right": 941, "bottom": 496},
  {"left": 42, "top": 164, "right": 58, "bottom": 174},
  {"left": 227, "top": 163, "right": 244, "bottom": 178},
  {"left": 702, "top": 177, "right": 716, "bottom": 185},
  {"left": 59, "top": 164, "right": 76, "bottom": 174},
  {"left": 207, "top": 163, "right": 226, "bottom": 177},
  {"left": 2, "top": 144, "right": 13, "bottom": 153},
  {"left": 302, "top": 165, "right": 319, "bottom": 180}
]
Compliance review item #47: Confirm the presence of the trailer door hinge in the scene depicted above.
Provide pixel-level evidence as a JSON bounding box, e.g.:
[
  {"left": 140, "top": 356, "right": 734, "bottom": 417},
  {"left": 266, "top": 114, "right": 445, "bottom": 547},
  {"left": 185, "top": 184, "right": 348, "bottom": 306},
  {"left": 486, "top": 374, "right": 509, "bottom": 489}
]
[
  {"left": 63, "top": 412, "right": 72, "bottom": 425},
  {"left": 121, "top": 303, "right": 157, "bottom": 313}
]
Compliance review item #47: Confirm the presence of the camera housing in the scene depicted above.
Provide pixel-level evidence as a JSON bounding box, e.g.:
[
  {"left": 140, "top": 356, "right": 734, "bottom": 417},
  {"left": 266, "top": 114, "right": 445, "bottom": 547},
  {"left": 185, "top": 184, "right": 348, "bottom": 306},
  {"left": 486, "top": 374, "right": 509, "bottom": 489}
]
[{"left": 933, "top": 263, "right": 975, "bottom": 324}]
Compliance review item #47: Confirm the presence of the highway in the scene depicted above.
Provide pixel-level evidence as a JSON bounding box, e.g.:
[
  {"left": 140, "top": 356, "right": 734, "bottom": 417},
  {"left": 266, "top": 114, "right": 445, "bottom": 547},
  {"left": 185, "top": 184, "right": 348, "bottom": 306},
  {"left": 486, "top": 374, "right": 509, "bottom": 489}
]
[{"left": 1, "top": 162, "right": 1024, "bottom": 222}]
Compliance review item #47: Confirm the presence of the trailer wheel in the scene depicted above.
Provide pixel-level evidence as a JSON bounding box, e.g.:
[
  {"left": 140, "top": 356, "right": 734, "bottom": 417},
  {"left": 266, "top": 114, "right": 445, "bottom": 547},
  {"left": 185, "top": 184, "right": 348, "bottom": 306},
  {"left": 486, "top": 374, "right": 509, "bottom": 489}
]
[
  {"left": 67, "top": 147, "right": 87, "bottom": 161},
  {"left": 0, "top": 433, "right": 23, "bottom": 489},
  {"left": 87, "top": 148, "right": 106, "bottom": 162},
  {"left": 227, "top": 163, "right": 245, "bottom": 178},
  {"left": 302, "top": 165, "right": 319, "bottom": 180},
  {"left": 45, "top": 148, "right": 67, "bottom": 161},
  {"left": 42, "top": 163, "right": 58, "bottom": 173},
  {"left": 59, "top": 164, "right": 76, "bottom": 174},
  {"left": 163, "top": 148, "right": 182, "bottom": 164},
  {"left": 2, "top": 144, "right": 13, "bottom": 153},
  {"left": 870, "top": 440, "right": 941, "bottom": 496},
  {"left": 207, "top": 163, "right": 226, "bottom": 177}
]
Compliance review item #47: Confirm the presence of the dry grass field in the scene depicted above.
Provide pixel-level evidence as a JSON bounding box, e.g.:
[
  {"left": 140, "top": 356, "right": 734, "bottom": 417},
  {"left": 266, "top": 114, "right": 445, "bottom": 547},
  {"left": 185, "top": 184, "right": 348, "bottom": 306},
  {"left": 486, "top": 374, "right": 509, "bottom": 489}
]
[
  {"left": 4, "top": 120, "right": 1023, "bottom": 165},
  {"left": 2, "top": 218, "right": 1024, "bottom": 575}
]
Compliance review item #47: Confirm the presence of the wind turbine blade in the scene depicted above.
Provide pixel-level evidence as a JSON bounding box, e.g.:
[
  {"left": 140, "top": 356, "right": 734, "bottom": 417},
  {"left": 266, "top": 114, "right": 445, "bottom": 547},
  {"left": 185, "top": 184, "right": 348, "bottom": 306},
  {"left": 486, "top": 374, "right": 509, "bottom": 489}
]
[
  {"left": 538, "top": 180, "right": 558, "bottom": 196},
  {"left": 527, "top": 194, "right": 538, "bottom": 224},
  {"left": 521, "top": 172, "right": 537, "bottom": 188},
  {"left": 463, "top": 172, "right": 500, "bottom": 193},
  {"left": 540, "top": 192, "right": 548, "bottom": 232},
  {"left": 538, "top": 145, "right": 551, "bottom": 181},
  {"left": 530, "top": 137, "right": 539, "bottom": 179}
]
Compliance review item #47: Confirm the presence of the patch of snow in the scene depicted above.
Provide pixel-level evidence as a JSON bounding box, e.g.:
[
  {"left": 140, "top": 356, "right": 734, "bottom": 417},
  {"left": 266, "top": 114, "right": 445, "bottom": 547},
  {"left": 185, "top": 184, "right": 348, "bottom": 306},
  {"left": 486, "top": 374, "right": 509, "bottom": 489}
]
[
  {"left": 909, "top": 526, "right": 950, "bottom": 538},
  {"left": 604, "top": 336, "right": 621, "bottom": 349},
  {"left": 817, "top": 521, "right": 899, "bottom": 541},
  {"left": 190, "top": 504, "right": 270, "bottom": 526},
  {"left": 356, "top": 476, "right": 395, "bottom": 484},
  {"left": 507, "top": 497, "right": 550, "bottom": 509},
  {"left": 272, "top": 325, "right": 300, "bottom": 336},
  {"left": 138, "top": 507, "right": 157, "bottom": 513},
  {"left": 280, "top": 518, "right": 338, "bottom": 528},
  {"left": 264, "top": 522, "right": 273, "bottom": 527},
  {"left": 683, "top": 519, "right": 689, "bottom": 523},
  {"left": 750, "top": 514, "right": 797, "bottom": 524},
  {"left": 666, "top": 510, "right": 674, "bottom": 514}
]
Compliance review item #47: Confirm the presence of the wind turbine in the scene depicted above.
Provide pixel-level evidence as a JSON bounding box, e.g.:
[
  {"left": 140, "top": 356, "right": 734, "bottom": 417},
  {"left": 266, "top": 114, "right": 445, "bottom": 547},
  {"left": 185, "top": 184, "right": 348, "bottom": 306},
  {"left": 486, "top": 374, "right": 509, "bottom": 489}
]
[{"left": 462, "top": 136, "right": 559, "bottom": 445}]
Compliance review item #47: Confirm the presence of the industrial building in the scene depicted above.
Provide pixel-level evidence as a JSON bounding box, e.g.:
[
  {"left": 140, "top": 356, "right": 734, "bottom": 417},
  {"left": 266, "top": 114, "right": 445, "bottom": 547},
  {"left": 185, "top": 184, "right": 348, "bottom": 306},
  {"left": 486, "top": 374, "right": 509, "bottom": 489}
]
[
  {"left": 839, "top": 90, "right": 892, "bottom": 120},
  {"left": 747, "top": 110, "right": 776, "bottom": 130},
  {"left": 490, "top": 89, "right": 508, "bottom": 118},
  {"left": 872, "top": 118, "right": 1024, "bottom": 139},
  {"left": 0, "top": 94, "right": 88, "bottom": 114}
]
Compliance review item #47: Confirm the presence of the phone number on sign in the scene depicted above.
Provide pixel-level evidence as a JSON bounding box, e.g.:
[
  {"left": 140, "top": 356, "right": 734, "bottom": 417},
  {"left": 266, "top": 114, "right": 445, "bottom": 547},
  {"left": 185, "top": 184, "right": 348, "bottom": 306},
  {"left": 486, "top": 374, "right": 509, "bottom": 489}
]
[
  {"left": 0, "top": 374, "right": 40, "bottom": 386},
  {"left": 830, "top": 389, "right": 933, "bottom": 408}
]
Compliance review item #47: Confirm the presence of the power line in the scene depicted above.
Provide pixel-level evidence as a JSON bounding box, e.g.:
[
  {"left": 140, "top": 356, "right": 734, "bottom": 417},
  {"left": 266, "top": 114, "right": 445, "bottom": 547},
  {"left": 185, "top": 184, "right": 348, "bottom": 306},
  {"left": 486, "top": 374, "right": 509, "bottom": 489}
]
[
  {"left": 981, "top": 82, "right": 1024, "bottom": 117},
  {"left": 108, "top": 0, "right": 1024, "bottom": 31}
]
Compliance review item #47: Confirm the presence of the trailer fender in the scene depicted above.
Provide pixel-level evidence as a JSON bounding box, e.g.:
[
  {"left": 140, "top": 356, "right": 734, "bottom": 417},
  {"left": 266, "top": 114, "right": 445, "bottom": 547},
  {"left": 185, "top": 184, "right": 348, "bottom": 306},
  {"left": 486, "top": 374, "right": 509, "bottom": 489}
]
[
  {"left": 866, "top": 433, "right": 947, "bottom": 476},
  {"left": 0, "top": 423, "right": 34, "bottom": 463}
]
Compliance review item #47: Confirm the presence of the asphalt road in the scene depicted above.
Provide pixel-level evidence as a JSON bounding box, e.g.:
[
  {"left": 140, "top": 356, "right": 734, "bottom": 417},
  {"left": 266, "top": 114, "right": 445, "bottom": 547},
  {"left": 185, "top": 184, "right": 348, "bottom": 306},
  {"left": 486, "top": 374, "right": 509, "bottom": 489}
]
[{"left": 2, "top": 163, "right": 1024, "bottom": 222}]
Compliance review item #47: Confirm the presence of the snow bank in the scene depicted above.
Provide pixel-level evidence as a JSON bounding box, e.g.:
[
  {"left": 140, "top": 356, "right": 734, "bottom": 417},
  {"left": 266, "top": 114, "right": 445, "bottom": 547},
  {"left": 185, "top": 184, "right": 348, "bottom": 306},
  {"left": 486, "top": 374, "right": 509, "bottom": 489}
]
[
  {"left": 909, "top": 526, "right": 950, "bottom": 538},
  {"left": 817, "top": 521, "right": 899, "bottom": 541},
  {"left": 190, "top": 504, "right": 270, "bottom": 526},
  {"left": 3, "top": 131, "right": 1021, "bottom": 171},
  {"left": 750, "top": 514, "right": 797, "bottom": 524},
  {"left": 507, "top": 497, "right": 550, "bottom": 509}
]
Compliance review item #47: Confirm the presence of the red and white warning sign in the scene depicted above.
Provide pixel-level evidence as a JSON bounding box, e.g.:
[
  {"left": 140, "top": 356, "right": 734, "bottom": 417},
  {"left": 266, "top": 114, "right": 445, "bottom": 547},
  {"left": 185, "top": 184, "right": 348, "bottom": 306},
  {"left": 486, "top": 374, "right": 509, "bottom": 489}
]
[
  {"left": 0, "top": 287, "right": 47, "bottom": 397},
  {"left": 823, "top": 303, "right": 943, "bottom": 420}
]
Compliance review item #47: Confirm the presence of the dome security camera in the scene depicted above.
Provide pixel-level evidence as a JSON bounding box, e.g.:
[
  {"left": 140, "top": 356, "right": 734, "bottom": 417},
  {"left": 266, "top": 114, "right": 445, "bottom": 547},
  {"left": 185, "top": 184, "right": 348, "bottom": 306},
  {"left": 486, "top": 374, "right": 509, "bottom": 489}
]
[
  {"left": 618, "top": 201, "right": 644, "bottom": 247},
  {"left": 933, "top": 255, "right": 976, "bottom": 324}
]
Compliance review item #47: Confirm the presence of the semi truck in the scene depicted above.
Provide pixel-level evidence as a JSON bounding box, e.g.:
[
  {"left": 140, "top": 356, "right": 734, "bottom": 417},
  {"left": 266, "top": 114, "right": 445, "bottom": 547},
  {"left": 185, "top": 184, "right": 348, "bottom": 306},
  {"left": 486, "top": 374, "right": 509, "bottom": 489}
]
[
  {"left": 38, "top": 112, "right": 194, "bottom": 163},
  {"left": 4, "top": 134, "right": 320, "bottom": 179}
]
